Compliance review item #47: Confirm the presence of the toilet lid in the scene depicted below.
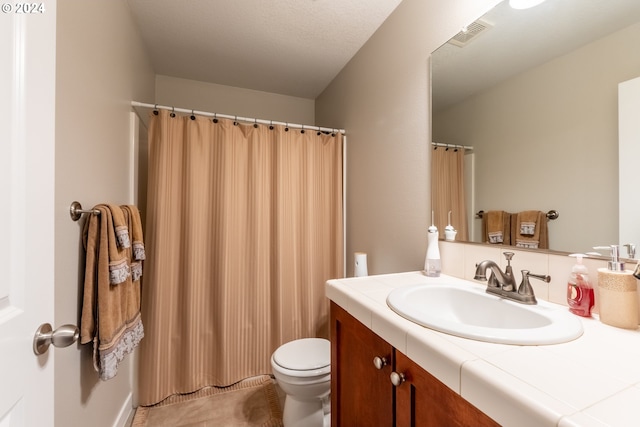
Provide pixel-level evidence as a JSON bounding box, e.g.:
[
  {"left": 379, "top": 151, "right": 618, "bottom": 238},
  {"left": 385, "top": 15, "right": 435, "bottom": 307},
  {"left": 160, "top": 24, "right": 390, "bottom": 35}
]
[{"left": 273, "top": 338, "right": 330, "bottom": 371}]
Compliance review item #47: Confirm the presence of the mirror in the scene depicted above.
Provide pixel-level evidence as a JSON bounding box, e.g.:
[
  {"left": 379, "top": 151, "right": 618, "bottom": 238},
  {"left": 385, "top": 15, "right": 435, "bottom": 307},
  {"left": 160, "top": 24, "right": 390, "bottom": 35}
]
[{"left": 431, "top": 0, "right": 640, "bottom": 254}]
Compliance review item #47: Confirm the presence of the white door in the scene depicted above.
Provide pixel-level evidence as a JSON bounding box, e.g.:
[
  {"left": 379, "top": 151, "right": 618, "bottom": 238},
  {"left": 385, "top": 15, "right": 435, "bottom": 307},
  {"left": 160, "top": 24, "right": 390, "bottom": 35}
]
[{"left": 0, "top": 3, "right": 56, "bottom": 426}]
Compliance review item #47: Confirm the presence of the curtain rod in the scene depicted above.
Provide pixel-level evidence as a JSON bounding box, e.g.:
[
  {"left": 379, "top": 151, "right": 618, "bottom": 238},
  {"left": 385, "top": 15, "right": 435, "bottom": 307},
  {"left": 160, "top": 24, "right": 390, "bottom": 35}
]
[
  {"left": 431, "top": 142, "right": 473, "bottom": 151},
  {"left": 131, "top": 101, "right": 346, "bottom": 134}
]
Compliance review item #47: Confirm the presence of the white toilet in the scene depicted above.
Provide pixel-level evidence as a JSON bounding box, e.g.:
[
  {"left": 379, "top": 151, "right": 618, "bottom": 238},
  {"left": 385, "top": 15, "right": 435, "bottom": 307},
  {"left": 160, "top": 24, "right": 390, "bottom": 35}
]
[{"left": 271, "top": 338, "right": 331, "bottom": 427}]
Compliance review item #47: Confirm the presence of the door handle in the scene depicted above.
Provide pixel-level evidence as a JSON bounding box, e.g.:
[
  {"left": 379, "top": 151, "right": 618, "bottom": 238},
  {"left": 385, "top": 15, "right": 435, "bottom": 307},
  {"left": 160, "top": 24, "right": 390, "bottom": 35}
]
[{"left": 33, "top": 323, "right": 79, "bottom": 355}]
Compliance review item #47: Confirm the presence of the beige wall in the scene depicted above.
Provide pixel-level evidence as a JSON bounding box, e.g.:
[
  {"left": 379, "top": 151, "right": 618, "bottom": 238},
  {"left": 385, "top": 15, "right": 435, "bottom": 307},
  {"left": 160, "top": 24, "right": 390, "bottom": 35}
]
[
  {"left": 434, "top": 22, "right": 640, "bottom": 252},
  {"left": 54, "top": 1, "right": 155, "bottom": 426},
  {"left": 155, "top": 75, "right": 315, "bottom": 125},
  {"left": 316, "top": 0, "right": 501, "bottom": 276}
]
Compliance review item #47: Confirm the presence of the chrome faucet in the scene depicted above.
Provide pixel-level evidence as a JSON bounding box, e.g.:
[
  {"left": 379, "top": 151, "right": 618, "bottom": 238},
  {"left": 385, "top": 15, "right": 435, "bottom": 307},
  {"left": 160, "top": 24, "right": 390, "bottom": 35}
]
[
  {"left": 474, "top": 252, "right": 550, "bottom": 305},
  {"left": 474, "top": 252, "right": 517, "bottom": 292}
]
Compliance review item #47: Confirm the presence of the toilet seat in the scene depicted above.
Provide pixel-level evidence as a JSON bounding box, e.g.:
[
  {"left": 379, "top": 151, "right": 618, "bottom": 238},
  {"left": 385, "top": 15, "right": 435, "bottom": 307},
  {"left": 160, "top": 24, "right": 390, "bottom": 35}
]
[{"left": 272, "top": 338, "right": 330, "bottom": 377}]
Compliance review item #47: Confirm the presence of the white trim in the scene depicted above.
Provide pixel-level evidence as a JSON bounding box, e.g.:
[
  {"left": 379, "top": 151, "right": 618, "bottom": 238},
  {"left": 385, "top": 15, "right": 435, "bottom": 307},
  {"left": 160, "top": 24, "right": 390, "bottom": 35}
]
[
  {"left": 113, "top": 392, "right": 134, "bottom": 427},
  {"left": 129, "top": 112, "right": 139, "bottom": 205},
  {"left": 343, "top": 135, "right": 347, "bottom": 276}
]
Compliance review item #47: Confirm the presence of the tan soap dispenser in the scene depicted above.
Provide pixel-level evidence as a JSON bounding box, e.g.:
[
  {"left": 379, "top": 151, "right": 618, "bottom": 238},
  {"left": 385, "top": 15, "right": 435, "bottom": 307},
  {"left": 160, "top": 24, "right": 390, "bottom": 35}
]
[{"left": 594, "top": 245, "right": 639, "bottom": 329}]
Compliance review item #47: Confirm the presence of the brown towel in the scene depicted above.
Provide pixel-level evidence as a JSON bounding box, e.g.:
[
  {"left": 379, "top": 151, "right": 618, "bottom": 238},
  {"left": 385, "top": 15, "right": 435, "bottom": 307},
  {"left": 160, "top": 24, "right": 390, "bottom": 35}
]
[
  {"left": 80, "top": 204, "right": 144, "bottom": 381},
  {"left": 482, "top": 211, "right": 511, "bottom": 245},
  {"left": 107, "top": 204, "right": 130, "bottom": 249},
  {"left": 123, "top": 205, "right": 145, "bottom": 261},
  {"left": 513, "top": 210, "right": 548, "bottom": 249},
  {"left": 538, "top": 212, "right": 549, "bottom": 249},
  {"left": 123, "top": 205, "right": 145, "bottom": 281}
]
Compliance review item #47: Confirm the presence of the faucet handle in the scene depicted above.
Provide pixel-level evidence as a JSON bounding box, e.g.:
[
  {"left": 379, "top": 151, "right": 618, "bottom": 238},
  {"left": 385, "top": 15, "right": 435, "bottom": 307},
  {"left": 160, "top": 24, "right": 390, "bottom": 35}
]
[
  {"left": 624, "top": 244, "right": 636, "bottom": 259},
  {"left": 517, "top": 270, "right": 550, "bottom": 304}
]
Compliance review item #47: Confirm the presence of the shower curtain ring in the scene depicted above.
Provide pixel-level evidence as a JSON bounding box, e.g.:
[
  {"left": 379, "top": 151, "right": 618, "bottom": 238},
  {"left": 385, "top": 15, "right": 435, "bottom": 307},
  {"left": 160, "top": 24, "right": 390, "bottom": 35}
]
[
  {"left": 269, "top": 120, "right": 274, "bottom": 130},
  {"left": 301, "top": 125, "right": 305, "bottom": 134},
  {"left": 234, "top": 116, "right": 238, "bottom": 126},
  {"left": 254, "top": 119, "right": 258, "bottom": 128},
  {"left": 285, "top": 123, "right": 289, "bottom": 132},
  {"left": 213, "top": 113, "right": 218, "bottom": 123},
  {"left": 153, "top": 104, "right": 159, "bottom": 115},
  {"left": 170, "top": 106, "right": 175, "bottom": 118},
  {"left": 190, "top": 110, "right": 196, "bottom": 120}
]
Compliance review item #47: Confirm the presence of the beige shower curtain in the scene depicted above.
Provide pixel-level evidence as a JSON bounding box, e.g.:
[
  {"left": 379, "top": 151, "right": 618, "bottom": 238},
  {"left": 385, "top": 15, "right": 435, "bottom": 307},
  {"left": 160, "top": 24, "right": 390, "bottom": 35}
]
[
  {"left": 431, "top": 147, "right": 468, "bottom": 241},
  {"left": 138, "top": 109, "right": 344, "bottom": 406}
]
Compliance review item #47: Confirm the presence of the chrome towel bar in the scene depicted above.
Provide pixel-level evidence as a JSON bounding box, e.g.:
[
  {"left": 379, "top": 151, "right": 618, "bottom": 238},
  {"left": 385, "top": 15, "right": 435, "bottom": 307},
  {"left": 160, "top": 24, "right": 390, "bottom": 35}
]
[
  {"left": 69, "top": 201, "right": 100, "bottom": 221},
  {"left": 475, "top": 209, "right": 559, "bottom": 220}
]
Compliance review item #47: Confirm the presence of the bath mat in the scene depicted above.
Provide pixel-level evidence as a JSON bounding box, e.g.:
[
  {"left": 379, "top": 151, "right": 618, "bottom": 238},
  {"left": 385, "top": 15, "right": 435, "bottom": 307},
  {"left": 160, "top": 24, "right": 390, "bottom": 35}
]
[{"left": 131, "top": 375, "right": 283, "bottom": 427}]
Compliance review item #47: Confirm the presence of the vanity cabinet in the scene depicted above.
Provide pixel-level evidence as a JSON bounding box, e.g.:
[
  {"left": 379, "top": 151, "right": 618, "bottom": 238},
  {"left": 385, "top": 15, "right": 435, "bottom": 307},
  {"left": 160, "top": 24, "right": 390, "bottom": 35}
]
[
  {"left": 330, "top": 302, "right": 499, "bottom": 427},
  {"left": 394, "top": 351, "right": 498, "bottom": 427},
  {"left": 331, "top": 302, "right": 395, "bottom": 426}
]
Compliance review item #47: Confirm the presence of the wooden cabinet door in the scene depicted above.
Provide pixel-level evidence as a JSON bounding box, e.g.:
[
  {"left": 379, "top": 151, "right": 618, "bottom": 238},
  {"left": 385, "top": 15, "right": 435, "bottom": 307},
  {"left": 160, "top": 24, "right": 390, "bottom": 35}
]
[
  {"left": 331, "top": 302, "right": 394, "bottom": 427},
  {"left": 395, "top": 351, "right": 499, "bottom": 427}
]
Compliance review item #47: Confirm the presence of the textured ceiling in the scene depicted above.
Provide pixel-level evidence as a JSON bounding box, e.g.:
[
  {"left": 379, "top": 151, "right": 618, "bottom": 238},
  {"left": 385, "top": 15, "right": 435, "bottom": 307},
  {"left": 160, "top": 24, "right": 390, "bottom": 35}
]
[
  {"left": 432, "top": 0, "right": 640, "bottom": 112},
  {"left": 127, "top": 0, "right": 403, "bottom": 99}
]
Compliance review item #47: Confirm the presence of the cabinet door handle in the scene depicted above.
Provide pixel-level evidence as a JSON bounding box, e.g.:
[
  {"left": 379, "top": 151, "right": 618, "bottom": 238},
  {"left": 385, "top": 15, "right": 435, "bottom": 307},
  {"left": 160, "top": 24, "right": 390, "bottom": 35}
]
[
  {"left": 390, "top": 371, "right": 406, "bottom": 387},
  {"left": 373, "top": 356, "right": 388, "bottom": 370}
]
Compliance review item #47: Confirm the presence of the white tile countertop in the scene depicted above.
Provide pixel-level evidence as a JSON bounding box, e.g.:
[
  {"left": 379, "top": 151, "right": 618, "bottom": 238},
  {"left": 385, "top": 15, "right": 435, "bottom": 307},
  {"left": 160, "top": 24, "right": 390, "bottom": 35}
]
[{"left": 326, "top": 272, "right": 640, "bottom": 427}]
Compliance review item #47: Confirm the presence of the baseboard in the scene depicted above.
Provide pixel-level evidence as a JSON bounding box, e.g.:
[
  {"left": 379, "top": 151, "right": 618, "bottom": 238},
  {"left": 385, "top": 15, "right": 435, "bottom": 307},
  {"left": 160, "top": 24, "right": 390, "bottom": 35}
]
[{"left": 113, "top": 392, "right": 134, "bottom": 427}]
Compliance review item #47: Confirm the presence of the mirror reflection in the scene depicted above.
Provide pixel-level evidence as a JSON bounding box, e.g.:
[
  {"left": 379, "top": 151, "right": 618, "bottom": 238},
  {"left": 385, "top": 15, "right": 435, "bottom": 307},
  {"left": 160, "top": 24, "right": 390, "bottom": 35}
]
[{"left": 431, "top": 0, "right": 640, "bottom": 254}]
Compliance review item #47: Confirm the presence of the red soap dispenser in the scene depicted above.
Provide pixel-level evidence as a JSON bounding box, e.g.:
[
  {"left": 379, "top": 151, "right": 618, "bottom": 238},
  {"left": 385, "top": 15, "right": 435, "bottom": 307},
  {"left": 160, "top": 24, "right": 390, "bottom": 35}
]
[{"left": 566, "top": 253, "right": 594, "bottom": 317}]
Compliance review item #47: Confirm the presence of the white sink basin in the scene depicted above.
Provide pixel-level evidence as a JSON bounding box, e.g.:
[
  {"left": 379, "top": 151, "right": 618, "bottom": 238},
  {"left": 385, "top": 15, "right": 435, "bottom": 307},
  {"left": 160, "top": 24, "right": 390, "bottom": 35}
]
[{"left": 386, "top": 281, "right": 583, "bottom": 345}]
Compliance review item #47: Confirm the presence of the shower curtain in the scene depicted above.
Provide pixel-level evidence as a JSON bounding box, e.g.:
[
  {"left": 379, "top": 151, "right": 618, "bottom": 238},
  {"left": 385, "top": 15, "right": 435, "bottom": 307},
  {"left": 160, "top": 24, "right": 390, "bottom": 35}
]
[
  {"left": 138, "top": 109, "right": 344, "bottom": 406},
  {"left": 431, "top": 147, "right": 468, "bottom": 241}
]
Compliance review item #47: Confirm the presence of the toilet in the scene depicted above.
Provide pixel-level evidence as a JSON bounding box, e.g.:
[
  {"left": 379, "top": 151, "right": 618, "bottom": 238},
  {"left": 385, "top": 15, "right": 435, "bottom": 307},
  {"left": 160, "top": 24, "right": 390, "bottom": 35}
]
[{"left": 271, "top": 338, "right": 331, "bottom": 427}]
